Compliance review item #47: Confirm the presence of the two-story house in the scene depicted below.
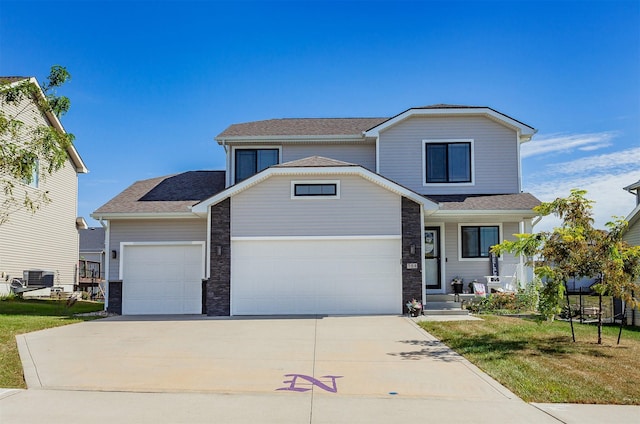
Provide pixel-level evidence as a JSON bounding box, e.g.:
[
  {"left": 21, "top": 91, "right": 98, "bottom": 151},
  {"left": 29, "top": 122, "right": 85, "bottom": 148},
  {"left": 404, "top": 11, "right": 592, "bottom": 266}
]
[
  {"left": 622, "top": 179, "right": 640, "bottom": 326},
  {"left": 93, "top": 105, "right": 540, "bottom": 316},
  {"left": 0, "top": 76, "right": 88, "bottom": 296}
]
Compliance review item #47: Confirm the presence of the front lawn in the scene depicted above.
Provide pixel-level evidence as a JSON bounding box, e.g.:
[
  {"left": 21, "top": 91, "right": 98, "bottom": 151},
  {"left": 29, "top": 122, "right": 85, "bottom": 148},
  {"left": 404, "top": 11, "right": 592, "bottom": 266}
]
[
  {"left": 0, "top": 298, "right": 104, "bottom": 388},
  {"left": 419, "top": 316, "right": 640, "bottom": 404}
]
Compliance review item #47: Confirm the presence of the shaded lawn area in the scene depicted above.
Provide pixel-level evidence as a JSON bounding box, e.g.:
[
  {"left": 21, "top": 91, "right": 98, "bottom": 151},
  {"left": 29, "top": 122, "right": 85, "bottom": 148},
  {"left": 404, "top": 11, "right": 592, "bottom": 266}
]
[
  {"left": 0, "top": 298, "right": 104, "bottom": 388},
  {"left": 419, "top": 315, "right": 640, "bottom": 404}
]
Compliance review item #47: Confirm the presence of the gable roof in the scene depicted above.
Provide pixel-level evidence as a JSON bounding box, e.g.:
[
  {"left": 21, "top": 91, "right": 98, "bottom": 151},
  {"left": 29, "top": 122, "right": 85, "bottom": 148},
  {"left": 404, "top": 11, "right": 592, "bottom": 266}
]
[
  {"left": 216, "top": 105, "right": 536, "bottom": 143},
  {"left": 92, "top": 171, "right": 225, "bottom": 218},
  {"left": 273, "top": 156, "right": 360, "bottom": 168},
  {"left": 364, "top": 105, "right": 537, "bottom": 142},
  {"left": 1, "top": 76, "right": 88, "bottom": 173},
  {"left": 192, "top": 157, "right": 439, "bottom": 214}
]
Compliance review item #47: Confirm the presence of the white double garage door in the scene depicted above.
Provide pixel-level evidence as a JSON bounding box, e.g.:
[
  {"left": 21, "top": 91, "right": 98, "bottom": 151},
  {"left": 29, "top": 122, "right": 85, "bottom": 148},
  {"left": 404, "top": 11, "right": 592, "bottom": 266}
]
[{"left": 121, "top": 238, "right": 402, "bottom": 315}]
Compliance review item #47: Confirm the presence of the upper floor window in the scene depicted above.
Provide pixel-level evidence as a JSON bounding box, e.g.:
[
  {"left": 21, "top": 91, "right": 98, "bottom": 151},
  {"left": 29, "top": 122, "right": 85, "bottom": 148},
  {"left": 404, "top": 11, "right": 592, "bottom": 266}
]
[
  {"left": 234, "top": 148, "right": 279, "bottom": 183},
  {"left": 423, "top": 140, "right": 473, "bottom": 185},
  {"left": 461, "top": 225, "right": 499, "bottom": 258}
]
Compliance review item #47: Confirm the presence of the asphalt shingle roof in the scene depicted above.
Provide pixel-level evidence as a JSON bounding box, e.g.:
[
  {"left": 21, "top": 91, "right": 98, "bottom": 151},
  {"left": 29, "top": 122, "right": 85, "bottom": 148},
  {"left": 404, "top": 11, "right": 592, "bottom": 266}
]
[
  {"left": 429, "top": 193, "right": 541, "bottom": 211},
  {"left": 93, "top": 171, "right": 225, "bottom": 215},
  {"left": 79, "top": 227, "right": 105, "bottom": 251},
  {"left": 217, "top": 117, "right": 388, "bottom": 138},
  {"left": 274, "top": 156, "right": 358, "bottom": 168}
]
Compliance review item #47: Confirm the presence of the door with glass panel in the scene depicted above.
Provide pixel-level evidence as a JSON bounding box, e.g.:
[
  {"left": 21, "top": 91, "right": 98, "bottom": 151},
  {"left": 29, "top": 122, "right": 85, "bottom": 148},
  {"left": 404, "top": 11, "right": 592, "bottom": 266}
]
[{"left": 424, "top": 227, "right": 442, "bottom": 290}]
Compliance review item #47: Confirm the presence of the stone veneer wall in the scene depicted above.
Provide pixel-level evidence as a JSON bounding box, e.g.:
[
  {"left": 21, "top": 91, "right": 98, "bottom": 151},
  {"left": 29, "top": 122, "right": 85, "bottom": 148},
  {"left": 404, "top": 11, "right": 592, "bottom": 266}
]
[
  {"left": 107, "top": 280, "right": 122, "bottom": 314},
  {"left": 401, "top": 197, "right": 422, "bottom": 308},
  {"left": 206, "top": 198, "right": 231, "bottom": 316}
]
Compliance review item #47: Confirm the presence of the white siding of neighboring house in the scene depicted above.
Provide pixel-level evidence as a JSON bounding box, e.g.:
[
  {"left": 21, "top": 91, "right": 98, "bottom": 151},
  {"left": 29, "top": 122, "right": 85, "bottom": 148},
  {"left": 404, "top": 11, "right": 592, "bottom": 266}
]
[
  {"left": 0, "top": 96, "right": 80, "bottom": 296},
  {"left": 378, "top": 116, "right": 520, "bottom": 195},
  {"left": 231, "top": 174, "right": 401, "bottom": 237},
  {"left": 282, "top": 143, "right": 376, "bottom": 170},
  {"left": 107, "top": 219, "right": 207, "bottom": 281},
  {"left": 440, "top": 221, "right": 521, "bottom": 291},
  {"left": 623, "top": 216, "right": 640, "bottom": 326}
]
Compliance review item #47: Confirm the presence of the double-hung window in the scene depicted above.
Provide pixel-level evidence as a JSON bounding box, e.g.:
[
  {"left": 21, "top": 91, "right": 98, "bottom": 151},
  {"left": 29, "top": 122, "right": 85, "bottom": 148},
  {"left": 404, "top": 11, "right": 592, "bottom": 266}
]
[
  {"left": 424, "top": 140, "right": 473, "bottom": 184},
  {"left": 234, "top": 148, "right": 279, "bottom": 183},
  {"left": 461, "top": 225, "right": 499, "bottom": 258}
]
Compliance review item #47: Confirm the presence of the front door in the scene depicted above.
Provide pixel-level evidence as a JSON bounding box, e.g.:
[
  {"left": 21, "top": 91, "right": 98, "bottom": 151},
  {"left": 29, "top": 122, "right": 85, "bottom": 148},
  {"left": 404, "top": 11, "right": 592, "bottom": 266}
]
[{"left": 424, "top": 227, "right": 442, "bottom": 291}]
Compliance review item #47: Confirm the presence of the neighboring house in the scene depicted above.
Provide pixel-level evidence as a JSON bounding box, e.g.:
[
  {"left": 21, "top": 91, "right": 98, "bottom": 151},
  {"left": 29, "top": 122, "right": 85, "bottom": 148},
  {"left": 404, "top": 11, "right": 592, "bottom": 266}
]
[
  {"left": 78, "top": 226, "right": 106, "bottom": 296},
  {"left": 93, "top": 105, "right": 540, "bottom": 316},
  {"left": 0, "top": 76, "right": 88, "bottom": 296},
  {"left": 622, "top": 179, "right": 640, "bottom": 326}
]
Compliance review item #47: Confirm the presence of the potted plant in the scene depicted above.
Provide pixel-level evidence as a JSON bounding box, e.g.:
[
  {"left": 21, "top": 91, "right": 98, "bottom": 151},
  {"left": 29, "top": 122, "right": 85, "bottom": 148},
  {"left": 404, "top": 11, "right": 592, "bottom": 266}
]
[
  {"left": 405, "top": 299, "right": 422, "bottom": 317},
  {"left": 451, "top": 277, "right": 463, "bottom": 294}
]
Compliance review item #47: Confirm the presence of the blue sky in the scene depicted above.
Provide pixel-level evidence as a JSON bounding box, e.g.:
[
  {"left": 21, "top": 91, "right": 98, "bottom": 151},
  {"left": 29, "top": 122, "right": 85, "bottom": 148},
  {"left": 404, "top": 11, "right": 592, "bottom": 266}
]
[{"left": 1, "top": 0, "right": 639, "bottom": 231}]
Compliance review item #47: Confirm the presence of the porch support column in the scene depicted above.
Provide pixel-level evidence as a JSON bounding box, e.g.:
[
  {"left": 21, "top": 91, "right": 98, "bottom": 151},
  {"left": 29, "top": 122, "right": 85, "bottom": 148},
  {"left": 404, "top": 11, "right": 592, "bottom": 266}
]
[
  {"left": 401, "top": 197, "right": 422, "bottom": 311},
  {"left": 207, "top": 198, "right": 231, "bottom": 316}
]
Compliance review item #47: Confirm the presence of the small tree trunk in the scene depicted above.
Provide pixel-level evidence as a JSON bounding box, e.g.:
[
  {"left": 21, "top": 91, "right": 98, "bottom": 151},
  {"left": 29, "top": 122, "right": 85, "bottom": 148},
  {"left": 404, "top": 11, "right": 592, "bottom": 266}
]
[
  {"left": 565, "top": 281, "right": 575, "bottom": 342},
  {"left": 597, "top": 292, "right": 603, "bottom": 345},
  {"left": 617, "top": 305, "right": 625, "bottom": 345}
]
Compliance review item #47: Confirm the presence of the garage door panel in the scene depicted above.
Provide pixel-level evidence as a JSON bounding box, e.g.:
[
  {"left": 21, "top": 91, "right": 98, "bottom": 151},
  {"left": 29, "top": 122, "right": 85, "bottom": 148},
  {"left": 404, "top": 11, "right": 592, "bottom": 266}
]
[
  {"left": 122, "top": 244, "right": 203, "bottom": 315},
  {"left": 232, "top": 238, "right": 401, "bottom": 315}
]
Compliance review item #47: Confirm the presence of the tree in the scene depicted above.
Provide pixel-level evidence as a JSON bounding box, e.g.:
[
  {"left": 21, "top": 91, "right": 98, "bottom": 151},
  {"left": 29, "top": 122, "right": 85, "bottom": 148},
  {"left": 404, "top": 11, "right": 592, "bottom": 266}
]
[
  {"left": 0, "top": 65, "right": 74, "bottom": 225},
  {"left": 493, "top": 189, "right": 640, "bottom": 344}
]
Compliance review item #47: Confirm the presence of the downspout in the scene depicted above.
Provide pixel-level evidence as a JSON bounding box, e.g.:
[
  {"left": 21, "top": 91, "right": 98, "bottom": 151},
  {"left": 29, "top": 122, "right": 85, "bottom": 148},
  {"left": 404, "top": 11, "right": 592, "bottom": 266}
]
[{"left": 98, "top": 218, "right": 109, "bottom": 311}]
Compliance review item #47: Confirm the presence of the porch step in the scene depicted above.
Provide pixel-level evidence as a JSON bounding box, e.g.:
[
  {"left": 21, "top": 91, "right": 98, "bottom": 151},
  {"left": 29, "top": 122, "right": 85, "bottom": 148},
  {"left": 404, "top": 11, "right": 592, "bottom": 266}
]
[
  {"left": 426, "top": 294, "right": 478, "bottom": 302},
  {"left": 423, "top": 301, "right": 470, "bottom": 316}
]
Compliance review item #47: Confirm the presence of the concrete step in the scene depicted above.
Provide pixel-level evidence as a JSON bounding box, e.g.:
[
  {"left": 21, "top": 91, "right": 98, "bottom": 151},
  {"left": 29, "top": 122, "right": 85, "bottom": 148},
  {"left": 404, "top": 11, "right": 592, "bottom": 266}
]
[
  {"left": 422, "top": 300, "right": 470, "bottom": 316},
  {"left": 426, "top": 294, "right": 477, "bottom": 302},
  {"left": 423, "top": 308, "right": 470, "bottom": 316}
]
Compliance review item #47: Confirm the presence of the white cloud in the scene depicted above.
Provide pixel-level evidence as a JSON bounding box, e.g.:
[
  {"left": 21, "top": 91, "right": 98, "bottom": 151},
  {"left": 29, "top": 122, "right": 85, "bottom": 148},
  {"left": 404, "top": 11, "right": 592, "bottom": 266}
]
[
  {"left": 533, "top": 147, "right": 640, "bottom": 177},
  {"left": 521, "top": 131, "right": 617, "bottom": 158},
  {"left": 525, "top": 169, "right": 640, "bottom": 233}
]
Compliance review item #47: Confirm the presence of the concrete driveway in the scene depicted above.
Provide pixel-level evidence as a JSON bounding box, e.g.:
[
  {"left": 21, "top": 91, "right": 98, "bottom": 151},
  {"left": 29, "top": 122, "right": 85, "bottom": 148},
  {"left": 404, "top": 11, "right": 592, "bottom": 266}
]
[{"left": 0, "top": 315, "right": 584, "bottom": 423}]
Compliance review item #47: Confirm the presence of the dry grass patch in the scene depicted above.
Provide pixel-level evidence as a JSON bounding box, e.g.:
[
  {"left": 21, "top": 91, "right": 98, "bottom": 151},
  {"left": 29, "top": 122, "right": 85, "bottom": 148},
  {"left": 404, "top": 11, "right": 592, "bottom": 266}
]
[{"left": 419, "top": 315, "right": 640, "bottom": 404}]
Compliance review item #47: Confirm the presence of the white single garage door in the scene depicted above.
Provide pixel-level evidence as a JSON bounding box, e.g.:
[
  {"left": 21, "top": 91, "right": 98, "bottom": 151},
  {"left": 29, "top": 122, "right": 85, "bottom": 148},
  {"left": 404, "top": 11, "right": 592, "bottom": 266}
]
[
  {"left": 121, "top": 243, "right": 204, "bottom": 315},
  {"left": 231, "top": 237, "right": 402, "bottom": 315}
]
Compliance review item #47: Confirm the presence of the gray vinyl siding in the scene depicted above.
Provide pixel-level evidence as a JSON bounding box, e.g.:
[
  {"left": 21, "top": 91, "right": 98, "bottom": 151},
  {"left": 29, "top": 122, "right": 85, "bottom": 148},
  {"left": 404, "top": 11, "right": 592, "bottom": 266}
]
[
  {"left": 378, "top": 116, "right": 520, "bottom": 195},
  {"left": 231, "top": 175, "right": 400, "bottom": 237},
  {"left": 282, "top": 143, "right": 376, "bottom": 170},
  {"left": 0, "top": 95, "right": 80, "bottom": 292},
  {"left": 108, "top": 219, "right": 207, "bottom": 280},
  {"left": 623, "top": 219, "right": 640, "bottom": 247},
  {"left": 441, "top": 221, "right": 520, "bottom": 289}
]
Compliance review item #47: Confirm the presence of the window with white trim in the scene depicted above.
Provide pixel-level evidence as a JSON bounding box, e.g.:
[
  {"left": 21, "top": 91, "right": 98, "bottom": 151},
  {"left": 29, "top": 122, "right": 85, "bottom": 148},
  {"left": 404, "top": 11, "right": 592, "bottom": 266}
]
[
  {"left": 424, "top": 140, "right": 473, "bottom": 184},
  {"left": 234, "top": 148, "right": 279, "bottom": 182},
  {"left": 291, "top": 180, "right": 340, "bottom": 199},
  {"left": 461, "top": 225, "right": 499, "bottom": 258}
]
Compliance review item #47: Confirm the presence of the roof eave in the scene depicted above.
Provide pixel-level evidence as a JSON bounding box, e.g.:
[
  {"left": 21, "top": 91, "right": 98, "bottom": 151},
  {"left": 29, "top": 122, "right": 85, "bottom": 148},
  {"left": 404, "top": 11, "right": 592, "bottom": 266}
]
[
  {"left": 215, "top": 134, "right": 369, "bottom": 145},
  {"left": 90, "top": 212, "right": 201, "bottom": 220},
  {"left": 434, "top": 209, "right": 540, "bottom": 217},
  {"left": 13, "top": 77, "right": 89, "bottom": 173}
]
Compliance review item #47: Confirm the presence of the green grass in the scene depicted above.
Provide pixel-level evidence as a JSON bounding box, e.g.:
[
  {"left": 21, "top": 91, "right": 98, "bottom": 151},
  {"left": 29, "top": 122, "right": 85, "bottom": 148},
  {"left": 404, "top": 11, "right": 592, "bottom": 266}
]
[
  {"left": 0, "top": 298, "right": 105, "bottom": 388},
  {"left": 419, "top": 316, "right": 640, "bottom": 404}
]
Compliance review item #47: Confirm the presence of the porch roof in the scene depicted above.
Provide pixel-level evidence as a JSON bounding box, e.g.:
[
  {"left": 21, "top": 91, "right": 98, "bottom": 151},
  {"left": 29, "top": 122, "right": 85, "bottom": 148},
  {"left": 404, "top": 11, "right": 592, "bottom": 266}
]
[{"left": 429, "top": 193, "right": 541, "bottom": 212}]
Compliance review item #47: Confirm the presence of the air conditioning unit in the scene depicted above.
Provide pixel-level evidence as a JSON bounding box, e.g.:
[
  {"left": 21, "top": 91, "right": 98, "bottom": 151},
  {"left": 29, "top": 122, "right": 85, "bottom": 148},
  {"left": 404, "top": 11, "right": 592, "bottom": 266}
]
[{"left": 23, "top": 270, "right": 55, "bottom": 287}]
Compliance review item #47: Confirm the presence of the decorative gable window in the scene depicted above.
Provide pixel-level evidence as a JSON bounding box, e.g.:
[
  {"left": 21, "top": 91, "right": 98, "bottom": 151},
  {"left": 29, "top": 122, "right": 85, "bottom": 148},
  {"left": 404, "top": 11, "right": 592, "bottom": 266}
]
[
  {"left": 460, "top": 224, "right": 500, "bottom": 259},
  {"left": 22, "top": 158, "right": 39, "bottom": 188},
  {"left": 291, "top": 180, "right": 340, "bottom": 199},
  {"left": 423, "top": 140, "right": 473, "bottom": 185},
  {"left": 234, "top": 148, "right": 279, "bottom": 183}
]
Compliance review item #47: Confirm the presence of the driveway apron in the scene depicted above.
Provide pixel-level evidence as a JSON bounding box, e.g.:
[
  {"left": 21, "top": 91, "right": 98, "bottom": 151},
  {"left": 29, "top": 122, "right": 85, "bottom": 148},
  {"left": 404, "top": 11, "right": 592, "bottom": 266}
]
[{"left": 9, "top": 315, "right": 561, "bottom": 423}]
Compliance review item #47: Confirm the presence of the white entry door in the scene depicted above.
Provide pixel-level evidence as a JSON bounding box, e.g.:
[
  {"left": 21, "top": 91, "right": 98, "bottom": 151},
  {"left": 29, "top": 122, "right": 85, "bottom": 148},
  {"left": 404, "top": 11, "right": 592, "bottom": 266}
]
[
  {"left": 231, "top": 237, "right": 402, "bottom": 315},
  {"left": 121, "top": 243, "right": 204, "bottom": 315}
]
